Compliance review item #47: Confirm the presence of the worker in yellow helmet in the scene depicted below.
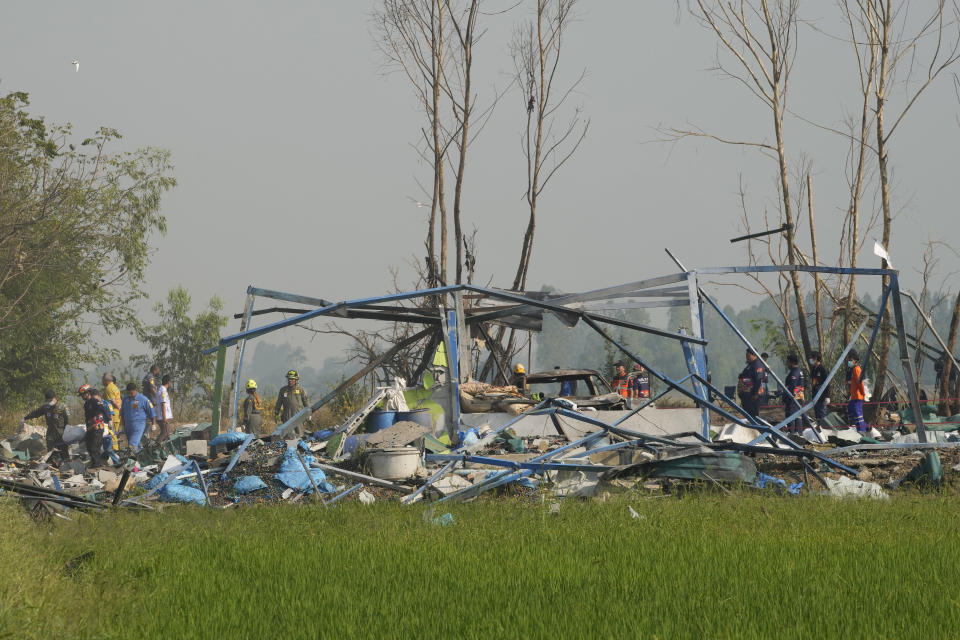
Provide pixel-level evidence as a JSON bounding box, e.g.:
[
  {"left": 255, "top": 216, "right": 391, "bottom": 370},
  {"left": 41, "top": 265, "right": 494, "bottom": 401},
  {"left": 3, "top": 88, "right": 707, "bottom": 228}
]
[
  {"left": 510, "top": 363, "right": 528, "bottom": 393},
  {"left": 275, "top": 370, "right": 309, "bottom": 427},
  {"left": 241, "top": 379, "right": 263, "bottom": 433}
]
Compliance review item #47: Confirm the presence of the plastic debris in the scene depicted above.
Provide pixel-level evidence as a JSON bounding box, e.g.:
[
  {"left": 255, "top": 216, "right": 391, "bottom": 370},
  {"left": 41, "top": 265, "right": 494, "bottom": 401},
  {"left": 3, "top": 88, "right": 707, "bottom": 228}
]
[
  {"left": 754, "top": 473, "right": 803, "bottom": 495},
  {"left": 357, "top": 489, "right": 376, "bottom": 505},
  {"left": 823, "top": 475, "right": 889, "bottom": 500}
]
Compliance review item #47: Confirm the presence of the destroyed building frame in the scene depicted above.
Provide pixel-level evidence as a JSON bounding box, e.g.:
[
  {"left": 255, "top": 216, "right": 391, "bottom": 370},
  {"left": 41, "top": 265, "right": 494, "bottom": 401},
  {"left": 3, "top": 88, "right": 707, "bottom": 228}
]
[{"left": 203, "top": 258, "right": 957, "bottom": 464}]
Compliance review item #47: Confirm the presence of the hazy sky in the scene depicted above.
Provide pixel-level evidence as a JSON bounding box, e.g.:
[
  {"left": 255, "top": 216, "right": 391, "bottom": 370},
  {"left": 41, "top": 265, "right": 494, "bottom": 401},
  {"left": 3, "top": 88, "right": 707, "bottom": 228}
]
[{"left": 3, "top": 2, "right": 958, "bottom": 361}]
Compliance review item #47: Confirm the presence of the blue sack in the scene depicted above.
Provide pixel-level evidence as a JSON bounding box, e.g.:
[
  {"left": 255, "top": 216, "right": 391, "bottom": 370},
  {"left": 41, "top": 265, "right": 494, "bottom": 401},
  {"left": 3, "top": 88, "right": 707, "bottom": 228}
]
[
  {"left": 144, "top": 472, "right": 171, "bottom": 490},
  {"left": 159, "top": 483, "right": 206, "bottom": 506},
  {"left": 234, "top": 475, "right": 268, "bottom": 494},
  {"left": 209, "top": 430, "right": 247, "bottom": 447},
  {"left": 279, "top": 448, "right": 314, "bottom": 473},
  {"left": 275, "top": 467, "right": 333, "bottom": 493}
]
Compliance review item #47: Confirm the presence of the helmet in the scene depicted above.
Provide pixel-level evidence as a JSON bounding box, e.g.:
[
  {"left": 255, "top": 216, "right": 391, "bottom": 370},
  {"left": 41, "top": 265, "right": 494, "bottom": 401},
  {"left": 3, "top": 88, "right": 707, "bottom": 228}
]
[
  {"left": 286, "top": 370, "right": 299, "bottom": 380},
  {"left": 513, "top": 363, "right": 525, "bottom": 374},
  {"left": 245, "top": 379, "right": 258, "bottom": 390},
  {"left": 77, "top": 384, "right": 92, "bottom": 396}
]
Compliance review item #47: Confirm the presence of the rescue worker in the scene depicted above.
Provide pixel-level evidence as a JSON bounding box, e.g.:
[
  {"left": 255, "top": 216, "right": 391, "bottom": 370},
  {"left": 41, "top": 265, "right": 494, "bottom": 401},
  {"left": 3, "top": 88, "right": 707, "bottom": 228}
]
[
  {"left": 275, "top": 370, "right": 309, "bottom": 426},
  {"left": 631, "top": 364, "right": 651, "bottom": 400},
  {"left": 510, "top": 363, "right": 528, "bottom": 393},
  {"left": 22, "top": 390, "right": 70, "bottom": 459},
  {"left": 782, "top": 354, "right": 806, "bottom": 433},
  {"left": 808, "top": 352, "right": 829, "bottom": 423},
  {"left": 155, "top": 374, "right": 174, "bottom": 441},
  {"left": 121, "top": 382, "right": 156, "bottom": 451},
  {"left": 142, "top": 364, "right": 160, "bottom": 408},
  {"left": 79, "top": 384, "right": 110, "bottom": 466},
  {"left": 101, "top": 373, "right": 123, "bottom": 437},
  {"left": 846, "top": 349, "right": 867, "bottom": 432},
  {"left": 611, "top": 361, "right": 630, "bottom": 399},
  {"left": 242, "top": 379, "right": 264, "bottom": 433},
  {"left": 91, "top": 388, "right": 120, "bottom": 465},
  {"left": 737, "top": 349, "right": 767, "bottom": 421}
]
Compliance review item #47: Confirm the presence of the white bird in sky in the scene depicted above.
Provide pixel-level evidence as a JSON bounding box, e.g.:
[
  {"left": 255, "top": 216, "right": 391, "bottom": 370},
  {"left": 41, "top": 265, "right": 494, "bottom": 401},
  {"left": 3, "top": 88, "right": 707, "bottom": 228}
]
[
  {"left": 72, "top": 60, "right": 79, "bottom": 72},
  {"left": 406, "top": 196, "right": 430, "bottom": 208}
]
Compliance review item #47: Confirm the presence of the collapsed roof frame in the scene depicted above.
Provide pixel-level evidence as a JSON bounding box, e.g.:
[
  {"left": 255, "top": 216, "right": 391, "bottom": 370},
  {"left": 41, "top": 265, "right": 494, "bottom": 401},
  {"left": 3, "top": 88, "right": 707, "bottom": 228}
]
[{"left": 203, "top": 261, "right": 931, "bottom": 446}]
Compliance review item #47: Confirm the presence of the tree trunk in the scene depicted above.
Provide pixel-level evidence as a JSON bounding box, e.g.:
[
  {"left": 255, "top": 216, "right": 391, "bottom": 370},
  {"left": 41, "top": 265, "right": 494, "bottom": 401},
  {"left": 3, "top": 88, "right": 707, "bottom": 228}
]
[
  {"left": 451, "top": 1, "right": 478, "bottom": 285},
  {"left": 807, "top": 173, "right": 824, "bottom": 352},
  {"left": 771, "top": 69, "right": 812, "bottom": 362},
  {"left": 870, "top": 4, "right": 893, "bottom": 421}
]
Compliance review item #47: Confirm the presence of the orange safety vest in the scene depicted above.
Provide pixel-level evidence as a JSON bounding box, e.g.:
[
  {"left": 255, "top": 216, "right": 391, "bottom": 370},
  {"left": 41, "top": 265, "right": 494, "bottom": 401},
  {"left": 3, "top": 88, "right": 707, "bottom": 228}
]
[{"left": 613, "top": 375, "right": 630, "bottom": 398}]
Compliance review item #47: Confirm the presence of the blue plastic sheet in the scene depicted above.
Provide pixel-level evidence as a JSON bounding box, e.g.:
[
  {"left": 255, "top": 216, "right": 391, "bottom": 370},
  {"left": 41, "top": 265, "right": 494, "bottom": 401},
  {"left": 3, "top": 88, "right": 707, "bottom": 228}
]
[
  {"left": 209, "top": 430, "right": 248, "bottom": 447},
  {"left": 755, "top": 472, "right": 803, "bottom": 495},
  {"left": 234, "top": 475, "right": 268, "bottom": 494},
  {"left": 311, "top": 429, "right": 334, "bottom": 441}
]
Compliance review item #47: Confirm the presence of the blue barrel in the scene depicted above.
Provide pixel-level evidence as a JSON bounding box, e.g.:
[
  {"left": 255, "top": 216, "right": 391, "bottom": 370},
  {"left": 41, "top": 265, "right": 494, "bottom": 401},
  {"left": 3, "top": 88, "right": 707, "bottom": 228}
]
[
  {"left": 367, "top": 410, "right": 396, "bottom": 432},
  {"left": 395, "top": 408, "right": 432, "bottom": 428}
]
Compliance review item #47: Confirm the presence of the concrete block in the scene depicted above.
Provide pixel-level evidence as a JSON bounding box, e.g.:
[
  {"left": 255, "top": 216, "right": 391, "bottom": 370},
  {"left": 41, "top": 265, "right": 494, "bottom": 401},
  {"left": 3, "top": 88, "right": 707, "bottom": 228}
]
[{"left": 186, "top": 440, "right": 209, "bottom": 457}]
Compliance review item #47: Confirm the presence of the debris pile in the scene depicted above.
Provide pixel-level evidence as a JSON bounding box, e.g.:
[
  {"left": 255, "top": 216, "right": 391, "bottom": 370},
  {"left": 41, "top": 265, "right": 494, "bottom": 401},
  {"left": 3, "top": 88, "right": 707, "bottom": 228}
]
[{"left": 5, "top": 396, "right": 960, "bottom": 518}]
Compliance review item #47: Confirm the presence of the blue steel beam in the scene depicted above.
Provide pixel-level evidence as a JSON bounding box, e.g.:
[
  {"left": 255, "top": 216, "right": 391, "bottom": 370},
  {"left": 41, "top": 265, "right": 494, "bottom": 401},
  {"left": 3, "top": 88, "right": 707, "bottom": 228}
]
[
  {"left": 438, "top": 426, "right": 608, "bottom": 502},
  {"left": 890, "top": 274, "right": 927, "bottom": 442},
  {"left": 695, "top": 265, "right": 896, "bottom": 277},
  {"left": 684, "top": 271, "right": 711, "bottom": 437},
  {"left": 246, "top": 286, "right": 333, "bottom": 308},
  {"left": 402, "top": 461, "right": 458, "bottom": 505},
  {"left": 860, "top": 285, "right": 891, "bottom": 380},
  {"left": 325, "top": 483, "right": 363, "bottom": 506}
]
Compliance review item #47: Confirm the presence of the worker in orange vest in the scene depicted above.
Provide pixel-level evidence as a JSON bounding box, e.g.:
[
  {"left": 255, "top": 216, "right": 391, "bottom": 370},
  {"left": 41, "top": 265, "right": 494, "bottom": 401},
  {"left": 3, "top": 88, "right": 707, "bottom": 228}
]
[
  {"left": 611, "top": 361, "right": 630, "bottom": 398},
  {"left": 846, "top": 349, "right": 867, "bottom": 432}
]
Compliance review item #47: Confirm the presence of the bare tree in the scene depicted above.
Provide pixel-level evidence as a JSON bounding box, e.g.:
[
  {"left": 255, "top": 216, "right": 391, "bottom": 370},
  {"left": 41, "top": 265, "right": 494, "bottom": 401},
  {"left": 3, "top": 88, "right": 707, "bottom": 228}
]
[
  {"left": 669, "top": 0, "right": 815, "bottom": 362},
  {"left": 842, "top": 0, "right": 960, "bottom": 411},
  {"left": 510, "top": 0, "right": 589, "bottom": 292},
  {"left": 376, "top": 0, "right": 502, "bottom": 288},
  {"left": 475, "top": 0, "right": 588, "bottom": 383}
]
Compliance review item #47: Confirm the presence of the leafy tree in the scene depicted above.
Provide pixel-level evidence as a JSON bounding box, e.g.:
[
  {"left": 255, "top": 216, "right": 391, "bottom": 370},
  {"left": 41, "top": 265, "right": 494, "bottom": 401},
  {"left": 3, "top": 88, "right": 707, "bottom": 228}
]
[
  {"left": 134, "top": 286, "right": 227, "bottom": 401},
  {"left": 0, "top": 91, "right": 175, "bottom": 404}
]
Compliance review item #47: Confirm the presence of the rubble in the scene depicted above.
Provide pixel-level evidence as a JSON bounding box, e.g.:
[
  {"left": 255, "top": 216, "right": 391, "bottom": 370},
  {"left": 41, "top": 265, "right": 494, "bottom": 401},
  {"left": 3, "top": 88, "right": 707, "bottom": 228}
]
[{"left": 5, "top": 397, "right": 960, "bottom": 519}]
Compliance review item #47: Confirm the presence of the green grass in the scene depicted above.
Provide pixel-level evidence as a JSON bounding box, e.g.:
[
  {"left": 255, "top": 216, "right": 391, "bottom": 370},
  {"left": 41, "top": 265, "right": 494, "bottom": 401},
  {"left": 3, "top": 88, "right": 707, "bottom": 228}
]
[{"left": 2, "top": 493, "right": 959, "bottom": 639}]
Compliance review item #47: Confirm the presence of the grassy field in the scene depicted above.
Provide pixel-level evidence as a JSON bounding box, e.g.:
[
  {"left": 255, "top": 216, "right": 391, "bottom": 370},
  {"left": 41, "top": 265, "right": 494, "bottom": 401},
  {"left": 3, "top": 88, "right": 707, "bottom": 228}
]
[{"left": 2, "top": 493, "right": 959, "bottom": 639}]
